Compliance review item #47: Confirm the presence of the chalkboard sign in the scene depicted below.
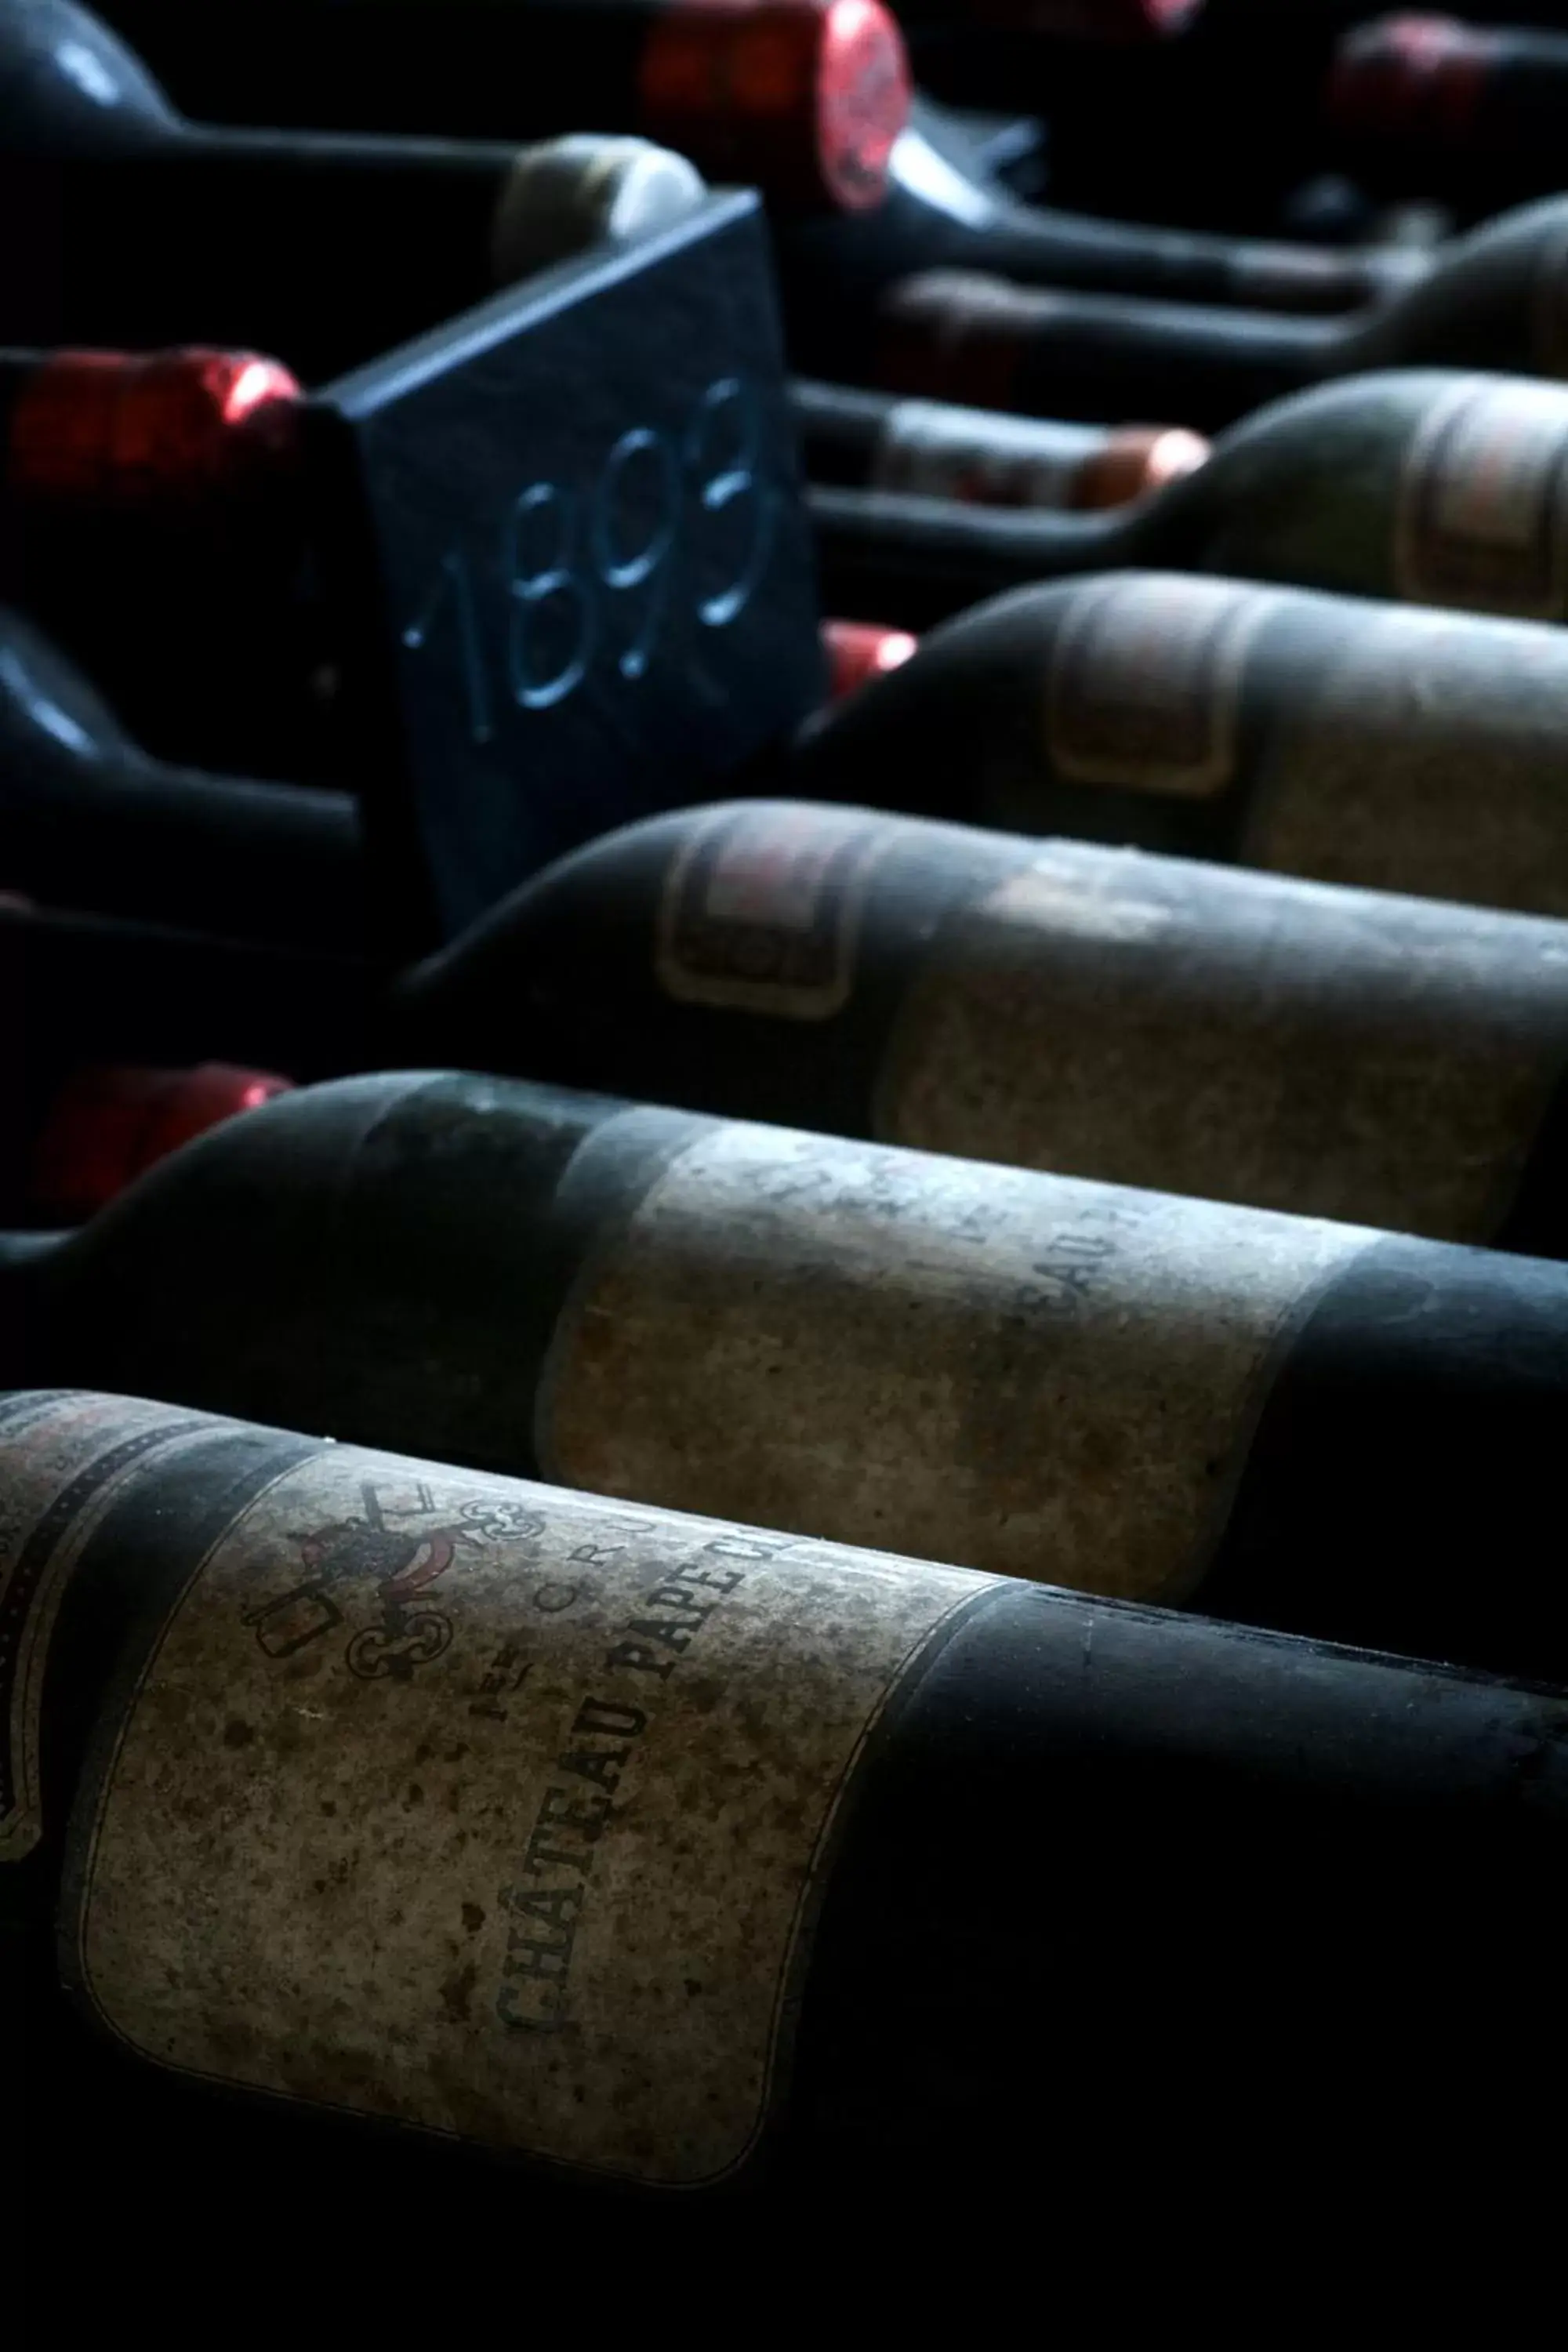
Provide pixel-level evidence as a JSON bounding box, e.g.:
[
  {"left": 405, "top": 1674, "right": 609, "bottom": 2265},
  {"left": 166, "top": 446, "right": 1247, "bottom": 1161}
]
[{"left": 308, "top": 189, "right": 824, "bottom": 946}]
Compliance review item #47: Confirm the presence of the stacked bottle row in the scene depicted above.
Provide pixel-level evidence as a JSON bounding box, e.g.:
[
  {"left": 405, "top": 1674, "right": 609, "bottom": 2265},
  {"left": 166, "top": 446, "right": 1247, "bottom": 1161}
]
[{"left": 12, "top": 0, "right": 1568, "bottom": 2261}]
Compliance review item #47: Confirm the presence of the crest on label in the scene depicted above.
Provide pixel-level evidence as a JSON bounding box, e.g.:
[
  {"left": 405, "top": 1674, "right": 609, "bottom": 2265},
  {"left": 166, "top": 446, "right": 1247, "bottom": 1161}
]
[
  {"left": 241, "top": 1476, "right": 545, "bottom": 1686},
  {"left": 1396, "top": 376, "right": 1568, "bottom": 619},
  {"left": 656, "top": 804, "right": 894, "bottom": 1019},
  {"left": 1047, "top": 575, "right": 1272, "bottom": 798}
]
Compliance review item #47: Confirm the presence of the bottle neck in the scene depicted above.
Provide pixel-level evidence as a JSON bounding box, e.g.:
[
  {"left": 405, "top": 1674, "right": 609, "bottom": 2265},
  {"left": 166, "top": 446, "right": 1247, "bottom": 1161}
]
[
  {"left": 871, "top": 271, "right": 1342, "bottom": 437},
  {"left": 1000, "top": 292, "right": 1339, "bottom": 437},
  {"left": 808, "top": 484, "right": 1130, "bottom": 632},
  {"left": 10, "top": 139, "right": 518, "bottom": 372},
  {"left": 2, "top": 732, "right": 366, "bottom": 955},
  {"left": 891, "top": 151, "right": 1418, "bottom": 317}
]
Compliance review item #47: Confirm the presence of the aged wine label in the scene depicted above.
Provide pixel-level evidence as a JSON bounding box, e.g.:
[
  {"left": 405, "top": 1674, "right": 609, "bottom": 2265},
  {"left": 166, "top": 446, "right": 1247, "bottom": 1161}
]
[
  {"left": 1395, "top": 376, "right": 1568, "bottom": 617},
  {"left": 63, "top": 1428, "right": 985, "bottom": 2184},
  {"left": 0, "top": 1392, "right": 222, "bottom": 1861},
  {"left": 873, "top": 838, "right": 1568, "bottom": 1240},
  {"left": 1046, "top": 573, "right": 1278, "bottom": 797},
  {"left": 539, "top": 1121, "right": 1374, "bottom": 1604},
  {"left": 655, "top": 801, "right": 900, "bottom": 1018},
  {"left": 871, "top": 399, "right": 1089, "bottom": 509},
  {"left": 1243, "top": 603, "right": 1568, "bottom": 917}
]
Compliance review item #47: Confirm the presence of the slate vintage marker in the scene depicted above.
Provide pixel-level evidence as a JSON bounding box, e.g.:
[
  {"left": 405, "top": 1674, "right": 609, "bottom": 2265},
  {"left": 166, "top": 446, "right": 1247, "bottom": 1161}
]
[{"left": 306, "top": 187, "right": 824, "bottom": 946}]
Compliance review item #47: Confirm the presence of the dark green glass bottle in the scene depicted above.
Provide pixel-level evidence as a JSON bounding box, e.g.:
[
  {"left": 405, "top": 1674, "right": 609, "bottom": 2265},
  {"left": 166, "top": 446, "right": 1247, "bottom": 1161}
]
[
  {"left": 9, "top": 1069, "right": 1568, "bottom": 1684},
  {"left": 6, "top": 1385, "right": 1564, "bottom": 2235},
  {"left": 392, "top": 797, "right": 1568, "bottom": 1257},
  {"left": 811, "top": 372, "right": 1568, "bottom": 629},
  {"left": 782, "top": 572, "right": 1568, "bottom": 918},
  {"left": 869, "top": 185, "right": 1568, "bottom": 428}
]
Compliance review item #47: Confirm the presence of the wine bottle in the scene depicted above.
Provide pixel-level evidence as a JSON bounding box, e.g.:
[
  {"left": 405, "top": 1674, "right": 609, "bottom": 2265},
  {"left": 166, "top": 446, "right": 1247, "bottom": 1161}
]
[
  {"left": 780, "top": 574, "right": 1568, "bottom": 918},
  {"left": 22, "top": 1061, "right": 289, "bottom": 1221},
  {"left": 869, "top": 173, "right": 1568, "bottom": 428},
  {"left": 7, "top": 1387, "right": 1563, "bottom": 2219},
  {"left": 83, "top": 0, "right": 913, "bottom": 214},
  {"left": 11, "top": 1068, "right": 1568, "bottom": 1684},
  {"left": 792, "top": 376, "right": 1209, "bottom": 506},
  {"left": 0, "top": 2, "right": 708, "bottom": 374},
  {"left": 36, "top": 728, "right": 1568, "bottom": 1245},
  {"left": 809, "top": 369, "right": 1568, "bottom": 630},
  {"left": 390, "top": 796, "right": 1568, "bottom": 1253},
  {"left": 0, "top": 605, "right": 364, "bottom": 946},
  {"left": 774, "top": 93, "right": 1426, "bottom": 386},
  {"left": 1327, "top": 15, "right": 1568, "bottom": 205}
]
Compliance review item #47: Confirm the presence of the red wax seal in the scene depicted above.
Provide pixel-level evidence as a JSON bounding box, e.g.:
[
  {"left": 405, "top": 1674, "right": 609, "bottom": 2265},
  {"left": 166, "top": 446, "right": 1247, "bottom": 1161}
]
[
  {"left": 1327, "top": 15, "right": 1492, "bottom": 146},
  {"left": 6, "top": 347, "right": 303, "bottom": 514},
  {"left": 822, "top": 617, "right": 918, "bottom": 700},
  {"left": 639, "top": 0, "right": 911, "bottom": 212},
  {"left": 31, "top": 1062, "right": 292, "bottom": 1221}
]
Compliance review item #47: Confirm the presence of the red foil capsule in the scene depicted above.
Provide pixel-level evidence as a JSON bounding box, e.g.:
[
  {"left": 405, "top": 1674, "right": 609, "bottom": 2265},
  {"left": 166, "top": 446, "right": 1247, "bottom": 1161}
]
[
  {"left": 31, "top": 1062, "right": 292, "bottom": 1221},
  {"left": 5, "top": 347, "right": 304, "bottom": 515},
  {"left": 1073, "top": 423, "right": 1210, "bottom": 509},
  {"left": 822, "top": 616, "right": 919, "bottom": 700},
  {"left": 639, "top": 0, "right": 912, "bottom": 212},
  {"left": 1327, "top": 14, "right": 1493, "bottom": 147}
]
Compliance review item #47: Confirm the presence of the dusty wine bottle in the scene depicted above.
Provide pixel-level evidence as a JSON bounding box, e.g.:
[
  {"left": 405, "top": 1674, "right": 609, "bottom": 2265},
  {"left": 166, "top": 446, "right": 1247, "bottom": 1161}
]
[
  {"left": 774, "top": 93, "right": 1425, "bottom": 383},
  {"left": 869, "top": 176, "right": 1568, "bottom": 427},
  {"left": 3, "top": 1387, "right": 1566, "bottom": 2216},
  {"left": 782, "top": 573, "right": 1568, "bottom": 914},
  {"left": 0, "top": 2, "right": 707, "bottom": 373},
  {"left": 390, "top": 796, "right": 1568, "bottom": 1251},
  {"left": 9, "top": 1069, "right": 1568, "bottom": 1682},
  {"left": 84, "top": 0, "right": 913, "bottom": 213},
  {"left": 0, "top": 604, "right": 364, "bottom": 946},
  {"left": 45, "top": 740, "right": 1568, "bottom": 1231},
  {"left": 810, "top": 368, "right": 1568, "bottom": 629},
  {"left": 791, "top": 376, "right": 1209, "bottom": 507},
  {"left": 1327, "top": 15, "right": 1568, "bottom": 201}
]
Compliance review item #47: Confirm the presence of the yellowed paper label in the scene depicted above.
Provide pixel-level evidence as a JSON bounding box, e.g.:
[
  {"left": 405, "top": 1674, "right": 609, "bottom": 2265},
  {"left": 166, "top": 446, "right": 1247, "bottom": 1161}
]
[
  {"left": 0, "top": 1392, "right": 221, "bottom": 1860},
  {"left": 873, "top": 838, "right": 1568, "bottom": 1241},
  {"left": 67, "top": 1438, "right": 983, "bottom": 2185},
  {"left": 655, "top": 801, "right": 899, "bottom": 1018},
  {"left": 1245, "top": 601, "right": 1568, "bottom": 918},
  {"left": 540, "top": 1120, "right": 1374, "bottom": 1606},
  {"left": 1046, "top": 572, "right": 1278, "bottom": 797},
  {"left": 1395, "top": 376, "right": 1568, "bottom": 618}
]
